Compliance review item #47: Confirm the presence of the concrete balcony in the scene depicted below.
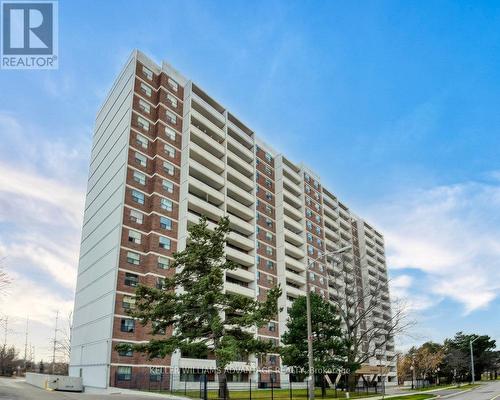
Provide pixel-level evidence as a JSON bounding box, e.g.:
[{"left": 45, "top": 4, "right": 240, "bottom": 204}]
[
  {"left": 228, "top": 213, "right": 254, "bottom": 236},
  {"left": 283, "top": 191, "right": 302, "bottom": 209},
  {"left": 226, "top": 197, "right": 253, "bottom": 221},
  {"left": 187, "top": 211, "right": 217, "bottom": 230},
  {"left": 188, "top": 175, "right": 224, "bottom": 206},
  {"left": 284, "top": 214, "right": 303, "bottom": 234},
  {"left": 226, "top": 267, "right": 255, "bottom": 283},
  {"left": 189, "top": 141, "right": 224, "bottom": 174},
  {"left": 188, "top": 194, "right": 224, "bottom": 221},
  {"left": 226, "top": 246, "right": 254, "bottom": 267},
  {"left": 189, "top": 158, "right": 224, "bottom": 190},
  {"left": 283, "top": 174, "right": 302, "bottom": 197},
  {"left": 191, "top": 92, "right": 225, "bottom": 125},
  {"left": 190, "top": 124, "right": 225, "bottom": 158},
  {"left": 225, "top": 281, "right": 254, "bottom": 298},
  {"left": 286, "top": 269, "right": 306, "bottom": 286},
  {"left": 191, "top": 109, "right": 225, "bottom": 142},
  {"left": 286, "top": 285, "right": 305, "bottom": 299},
  {"left": 284, "top": 228, "right": 304, "bottom": 246},
  {"left": 227, "top": 165, "right": 254, "bottom": 191},
  {"left": 285, "top": 256, "right": 305, "bottom": 273},
  {"left": 227, "top": 231, "right": 254, "bottom": 251},
  {"left": 227, "top": 150, "right": 253, "bottom": 177},
  {"left": 227, "top": 121, "right": 253, "bottom": 148},
  {"left": 283, "top": 163, "right": 301, "bottom": 185},
  {"left": 227, "top": 135, "right": 253, "bottom": 163},
  {"left": 283, "top": 201, "right": 303, "bottom": 221},
  {"left": 227, "top": 181, "right": 254, "bottom": 207},
  {"left": 284, "top": 241, "right": 305, "bottom": 259}
]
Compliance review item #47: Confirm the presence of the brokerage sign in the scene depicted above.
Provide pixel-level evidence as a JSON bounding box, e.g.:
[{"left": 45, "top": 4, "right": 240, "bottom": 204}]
[{"left": 1, "top": 1, "right": 58, "bottom": 69}]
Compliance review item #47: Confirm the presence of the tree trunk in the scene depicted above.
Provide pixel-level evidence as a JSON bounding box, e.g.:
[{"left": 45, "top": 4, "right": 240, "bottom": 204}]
[
  {"left": 218, "top": 371, "right": 229, "bottom": 400},
  {"left": 347, "top": 372, "right": 357, "bottom": 392}
]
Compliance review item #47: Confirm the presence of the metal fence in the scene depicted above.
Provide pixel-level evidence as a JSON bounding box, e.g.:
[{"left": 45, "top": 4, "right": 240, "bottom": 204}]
[{"left": 113, "top": 371, "right": 385, "bottom": 399}]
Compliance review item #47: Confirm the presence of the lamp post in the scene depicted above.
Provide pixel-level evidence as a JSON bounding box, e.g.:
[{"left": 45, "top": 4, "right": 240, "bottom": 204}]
[
  {"left": 306, "top": 246, "right": 352, "bottom": 400},
  {"left": 470, "top": 337, "right": 479, "bottom": 384},
  {"left": 410, "top": 359, "right": 415, "bottom": 390}
]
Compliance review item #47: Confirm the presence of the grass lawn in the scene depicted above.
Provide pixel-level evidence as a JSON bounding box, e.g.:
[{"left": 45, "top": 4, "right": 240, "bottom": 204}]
[{"left": 171, "top": 388, "right": 379, "bottom": 399}]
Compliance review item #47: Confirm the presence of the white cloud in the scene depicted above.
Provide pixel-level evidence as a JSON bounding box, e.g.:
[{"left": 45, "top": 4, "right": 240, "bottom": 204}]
[
  {"left": 0, "top": 111, "right": 88, "bottom": 361},
  {"left": 368, "top": 180, "right": 500, "bottom": 315}
]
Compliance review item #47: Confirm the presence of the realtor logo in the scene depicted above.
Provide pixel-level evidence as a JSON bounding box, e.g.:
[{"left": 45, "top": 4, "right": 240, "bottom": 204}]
[{"left": 1, "top": 1, "right": 58, "bottom": 69}]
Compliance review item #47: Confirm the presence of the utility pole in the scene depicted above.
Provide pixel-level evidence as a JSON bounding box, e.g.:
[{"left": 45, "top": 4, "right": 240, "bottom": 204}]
[
  {"left": 23, "top": 317, "right": 29, "bottom": 371},
  {"left": 51, "top": 311, "right": 59, "bottom": 375},
  {"left": 2, "top": 316, "right": 7, "bottom": 346},
  {"left": 470, "top": 337, "right": 479, "bottom": 384}
]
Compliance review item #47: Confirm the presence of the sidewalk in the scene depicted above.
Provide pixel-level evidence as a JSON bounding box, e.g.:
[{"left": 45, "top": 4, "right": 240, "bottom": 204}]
[
  {"left": 83, "top": 386, "right": 190, "bottom": 399},
  {"left": 354, "top": 384, "right": 468, "bottom": 400}
]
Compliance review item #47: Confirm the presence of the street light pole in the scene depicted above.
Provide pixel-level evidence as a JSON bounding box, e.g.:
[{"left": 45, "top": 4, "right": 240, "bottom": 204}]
[
  {"left": 305, "top": 246, "right": 352, "bottom": 400},
  {"left": 470, "top": 337, "right": 479, "bottom": 384}
]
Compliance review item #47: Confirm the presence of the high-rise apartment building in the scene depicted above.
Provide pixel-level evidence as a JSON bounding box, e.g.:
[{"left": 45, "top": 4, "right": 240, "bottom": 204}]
[{"left": 69, "top": 50, "right": 396, "bottom": 389}]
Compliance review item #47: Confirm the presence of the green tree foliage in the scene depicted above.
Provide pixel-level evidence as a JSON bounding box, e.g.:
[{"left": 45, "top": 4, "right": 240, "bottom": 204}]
[
  {"left": 280, "top": 293, "right": 348, "bottom": 379},
  {"left": 118, "top": 217, "right": 281, "bottom": 394},
  {"left": 443, "top": 332, "right": 496, "bottom": 381}
]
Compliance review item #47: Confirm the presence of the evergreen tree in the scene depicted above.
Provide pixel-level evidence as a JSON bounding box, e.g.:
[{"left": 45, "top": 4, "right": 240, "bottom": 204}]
[
  {"left": 118, "top": 217, "right": 281, "bottom": 397},
  {"left": 280, "top": 293, "right": 347, "bottom": 382}
]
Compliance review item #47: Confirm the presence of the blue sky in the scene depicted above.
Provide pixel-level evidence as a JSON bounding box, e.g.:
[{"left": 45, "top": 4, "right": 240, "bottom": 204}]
[{"left": 0, "top": 0, "right": 499, "bottom": 360}]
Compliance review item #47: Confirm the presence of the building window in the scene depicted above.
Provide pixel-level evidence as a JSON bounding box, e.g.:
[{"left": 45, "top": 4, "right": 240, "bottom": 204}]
[
  {"left": 135, "top": 152, "right": 147, "bottom": 167},
  {"left": 266, "top": 260, "right": 274, "bottom": 270},
  {"left": 128, "top": 230, "right": 141, "bottom": 245},
  {"left": 158, "top": 256, "right": 169, "bottom": 269},
  {"left": 266, "top": 192, "right": 272, "bottom": 201},
  {"left": 265, "top": 178, "right": 272, "bottom": 188},
  {"left": 117, "top": 366, "right": 132, "bottom": 380},
  {"left": 122, "top": 295, "right": 136, "bottom": 310},
  {"left": 138, "top": 99, "right": 150, "bottom": 114},
  {"left": 150, "top": 370, "right": 162, "bottom": 382},
  {"left": 136, "top": 134, "right": 148, "bottom": 149},
  {"left": 265, "top": 205, "right": 272, "bottom": 215},
  {"left": 308, "top": 245, "right": 314, "bottom": 255},
  {"left": 307, "top": 233, "right": 313, "bottom": 242},
  {"left": 265, "top": 232, "right": 273, "bottom": 241},
  {"left": 168, "top": 78, "right": 178, "bottom": 91},
  {"left": 265, "top": 218, "right": 273, "bottom": 228},
  {"left": 137, "top": 116, "right": 150, "bottom": 131},
  {"left": 167, "top": 93, "right": 178, "bottom": 107},
  {"left": 164, "top": 144, "right": 175, "bottom": 158},
  {"left": 315, "top": 215, "right": 321, "bottom": 223},
  {"left": 142, "top": 66, "right": 153, "bottom": 80},
  {"left": 163, "top": 161, "right": 175, "bottom": 176},
  {"left": 118, "top": 344, "right": 133, "bottom": 357},
  {"left": 133, "top": 170, "right": 146, "bottom": 185},
  {"left": 266, "top": 246, "right": 273, "bottom": 256},
  {"left": 127, "top": 251, "right": 140, "bottom": 265},
  {"left": 268, "top": 322, "right": 276, "bottom": 332},
  {"left": 165, "top": 126, "right": 176, "bottom": 141},
  {"left": 166, "top": 110, "right": 177, "bottom": 124},
  {"left": 120, "top": 319, "right": 135, "bottom": 333},
  {"left": 162, "top": 179, "right": 174, "bottom": 193},
  {"left": 124, "top": 273, "right": 139, "bottom": 287},
  {"left": 160, "top": 198, "right": 173, "bottom": 211},
  {"left": 316, "top": 226, "right": 321, "bottom": 235},
  {"left": 131, "top": 190, "right": 144, "bottom": 205},
  {"left": 156, "top": 277, "right": 166, "bottom": 289},
  {"left": 265, "top": 153, "right": 272, "bottom": 163},
  {"left": 159, "top": 236, "right": 171, "bottom": 250},
  {"left": 306, "top": 221, "right": 312, "bottom": 229},
  {"left": 140, "top": 82, "right": 152, "bottom": 97},
  {"left": 130, "top": 209, "right": 143, "bottom": 224},
  {"left": 160, "top": 217, "right": 172, "bottom": 230}
]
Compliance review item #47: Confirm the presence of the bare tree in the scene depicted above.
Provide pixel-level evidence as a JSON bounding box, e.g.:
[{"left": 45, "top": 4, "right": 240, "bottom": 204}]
[
  {"left": 327, "top": 253, "right": 414, "bottom": 389},
  {"left": 56, "top": 311, "right": 72, "bottom": 361}
]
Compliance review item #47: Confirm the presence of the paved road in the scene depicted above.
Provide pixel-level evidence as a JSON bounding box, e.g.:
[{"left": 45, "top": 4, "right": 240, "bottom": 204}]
[
  {"left": 438, "top": 380, "right": 500, "bottom": 399},
  {"left": 0, "top": 377, "right": 174, "bottom": 400}
]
